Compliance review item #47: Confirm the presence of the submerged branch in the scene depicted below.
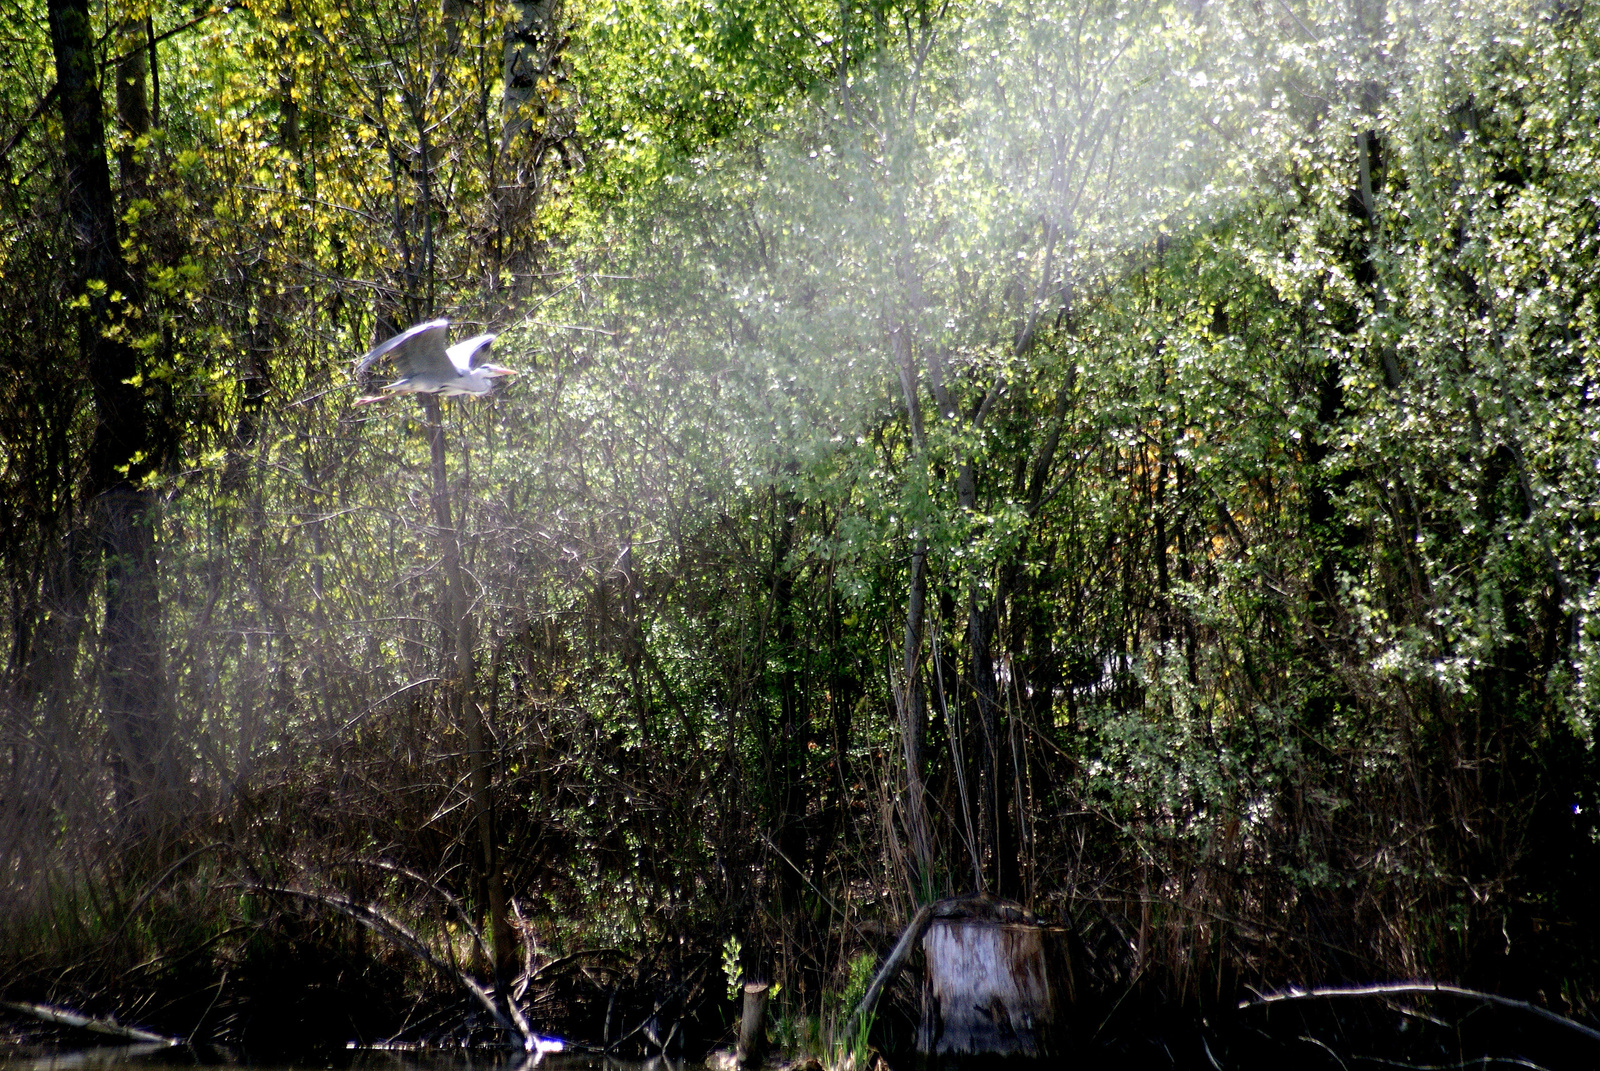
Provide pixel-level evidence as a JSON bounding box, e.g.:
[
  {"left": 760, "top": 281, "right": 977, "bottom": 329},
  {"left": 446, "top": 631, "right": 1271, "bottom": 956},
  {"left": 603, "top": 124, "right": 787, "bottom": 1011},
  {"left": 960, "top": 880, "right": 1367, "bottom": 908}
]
[
  {"left": 1241, "top": 983, "right": 1600, "bottom": 1045},
  {"left": 242, "top": 882, "right": 527, "bottom": 1047}
]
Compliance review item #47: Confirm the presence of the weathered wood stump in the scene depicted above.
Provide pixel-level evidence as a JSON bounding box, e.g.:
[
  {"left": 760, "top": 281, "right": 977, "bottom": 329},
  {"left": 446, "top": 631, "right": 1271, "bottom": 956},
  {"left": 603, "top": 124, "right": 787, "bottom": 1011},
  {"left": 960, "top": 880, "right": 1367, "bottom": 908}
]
[{"left": 914, "top": 899, "right": 1074, "bottom": 1062}]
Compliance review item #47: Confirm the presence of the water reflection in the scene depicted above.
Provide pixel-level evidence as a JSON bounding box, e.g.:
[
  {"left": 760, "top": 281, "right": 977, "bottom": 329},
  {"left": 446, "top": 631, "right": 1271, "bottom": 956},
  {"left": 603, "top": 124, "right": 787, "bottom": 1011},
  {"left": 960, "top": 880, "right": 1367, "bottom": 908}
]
[
  {"left": 0, "top": 1048, "right": 693, "bottom": 1071},
  {"left": 0, "top": 1045, "right": 178, "bottom": 1071}
]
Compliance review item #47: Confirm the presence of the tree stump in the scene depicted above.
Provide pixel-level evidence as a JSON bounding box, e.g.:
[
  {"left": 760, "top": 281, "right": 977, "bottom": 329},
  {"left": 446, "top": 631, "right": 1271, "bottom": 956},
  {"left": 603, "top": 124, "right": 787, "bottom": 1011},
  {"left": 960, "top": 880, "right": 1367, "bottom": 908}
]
[{"left": 915, "top": 901, "right": 1074, "bottom": 1062}]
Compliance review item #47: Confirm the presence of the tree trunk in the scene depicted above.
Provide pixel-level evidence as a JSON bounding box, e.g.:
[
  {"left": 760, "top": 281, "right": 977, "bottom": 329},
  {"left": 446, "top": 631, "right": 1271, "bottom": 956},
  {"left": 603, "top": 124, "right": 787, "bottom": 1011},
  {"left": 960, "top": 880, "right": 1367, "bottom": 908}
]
[
  {"left": 893, "top": 327, "right": 936, "bottom": 888},
  {"left": 967, "top": 594, "right": 1015, "bottom": 896},
  {"left": 50, "top": 0, "right": 168, "bottom": 830},
  {"left": 767, "top": 487, "right": 816, "bottom": 984},
  {"left": 115, "top": 16, "right": 149, "bottom": 201},
  {"left": 897, "top": 538, "right": 935, "bottom": 888},
  {"left": 99, "top": 485, "right": 166, "bottom": 820},
  {"left": 916, "top": 908, "right": 1075, "bottom": 1060},
  {"left": 500, "top": 0, "right": 559, "bottom": 153}
]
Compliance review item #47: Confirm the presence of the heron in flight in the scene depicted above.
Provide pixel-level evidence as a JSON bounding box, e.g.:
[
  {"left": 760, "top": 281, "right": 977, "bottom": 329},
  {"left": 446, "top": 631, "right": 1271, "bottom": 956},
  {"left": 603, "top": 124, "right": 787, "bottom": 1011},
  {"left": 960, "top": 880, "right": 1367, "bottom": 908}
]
[{"left": 354, "top": 319, "right": 516, "bottom": 405}]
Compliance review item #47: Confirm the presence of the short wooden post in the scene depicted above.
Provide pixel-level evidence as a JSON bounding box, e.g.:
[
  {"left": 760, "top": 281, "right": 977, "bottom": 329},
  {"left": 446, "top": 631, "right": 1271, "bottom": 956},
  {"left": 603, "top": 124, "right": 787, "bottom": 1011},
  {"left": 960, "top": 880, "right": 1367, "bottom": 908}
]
[{"left": 736, "top": 980, "right": 770, "bottom": 1067}]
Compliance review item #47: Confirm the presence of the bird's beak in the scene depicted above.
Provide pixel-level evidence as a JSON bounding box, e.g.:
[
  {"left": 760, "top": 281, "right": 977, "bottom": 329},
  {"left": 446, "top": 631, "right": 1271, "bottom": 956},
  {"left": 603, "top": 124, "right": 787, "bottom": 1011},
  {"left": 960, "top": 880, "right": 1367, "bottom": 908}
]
[{"left": 483, "top": 364, "right": 517, "bottom": 378}]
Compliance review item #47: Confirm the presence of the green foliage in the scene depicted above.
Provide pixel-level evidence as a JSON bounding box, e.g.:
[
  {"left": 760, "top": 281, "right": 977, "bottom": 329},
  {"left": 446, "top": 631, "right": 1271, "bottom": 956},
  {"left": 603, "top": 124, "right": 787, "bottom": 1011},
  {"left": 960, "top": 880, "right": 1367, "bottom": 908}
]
[
  {"left": 722, "top": 934, "right": 743, "bottom": 1000},
  {"left": 4, "top": 0, "right": 1600, "bottom": 1039},
  {"left": 834, "top": 950, "right": 877, "bottom": 1059}
]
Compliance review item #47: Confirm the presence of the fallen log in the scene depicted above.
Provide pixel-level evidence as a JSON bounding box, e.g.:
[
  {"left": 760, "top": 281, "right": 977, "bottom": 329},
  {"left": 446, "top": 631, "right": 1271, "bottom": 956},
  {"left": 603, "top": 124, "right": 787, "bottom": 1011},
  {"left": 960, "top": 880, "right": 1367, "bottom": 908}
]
[
  {"left": 1241, "top": 982, "right": 1600, "bottom": 1044},
  {"left": 1, "top": 1001, "right": 182, "bottom": 1046}
]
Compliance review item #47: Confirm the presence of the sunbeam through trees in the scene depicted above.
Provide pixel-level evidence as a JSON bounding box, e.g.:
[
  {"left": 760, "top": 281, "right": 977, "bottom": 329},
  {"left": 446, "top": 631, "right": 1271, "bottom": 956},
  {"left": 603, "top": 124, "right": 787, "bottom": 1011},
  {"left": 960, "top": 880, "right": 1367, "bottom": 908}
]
[{"left": 4, "top": 0, "right": 1600, "bottom": 1064}]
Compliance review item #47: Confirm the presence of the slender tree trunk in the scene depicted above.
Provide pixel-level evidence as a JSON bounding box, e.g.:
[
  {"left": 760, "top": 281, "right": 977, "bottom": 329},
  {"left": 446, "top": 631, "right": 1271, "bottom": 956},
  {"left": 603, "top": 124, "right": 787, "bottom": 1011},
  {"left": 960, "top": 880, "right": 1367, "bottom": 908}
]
[
  {"left": 967, "top": 593, "right": 1012, "bottom": 894},
  {"left": 99, "top": 485, "right": 165, "bottom": 817},
  {"left": 768, "top": 488, "right": 815, "bottom": 978},
  {"left": 223, "top": 282, "right": 273, "bottom": 491},
  {"left": 899, "top": 539, "right": 934, "bottom": 887},
  {"left": 421, "top": 396, "right": 513, "bottom": 992},
  {"left": 893, "top": 328, "right": 935, "bottom": 888},
  {"left": 913, "top": 374, "right": 1009, "bottom": 893}
]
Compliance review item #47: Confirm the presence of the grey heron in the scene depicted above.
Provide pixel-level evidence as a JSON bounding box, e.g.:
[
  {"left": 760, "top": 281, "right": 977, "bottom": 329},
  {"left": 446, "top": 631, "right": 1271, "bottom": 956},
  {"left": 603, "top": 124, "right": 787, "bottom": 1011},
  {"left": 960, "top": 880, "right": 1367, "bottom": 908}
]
[{"left": 354, "top": 319, "right": 516, "bottom": 404}]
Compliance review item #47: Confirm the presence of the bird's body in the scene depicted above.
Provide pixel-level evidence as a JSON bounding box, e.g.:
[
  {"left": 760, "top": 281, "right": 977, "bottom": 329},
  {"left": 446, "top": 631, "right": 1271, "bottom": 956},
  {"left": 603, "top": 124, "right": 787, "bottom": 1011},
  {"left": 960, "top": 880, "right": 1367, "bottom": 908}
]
[{"left": 354, "top": 319, "right": 515, "bottom": 404}]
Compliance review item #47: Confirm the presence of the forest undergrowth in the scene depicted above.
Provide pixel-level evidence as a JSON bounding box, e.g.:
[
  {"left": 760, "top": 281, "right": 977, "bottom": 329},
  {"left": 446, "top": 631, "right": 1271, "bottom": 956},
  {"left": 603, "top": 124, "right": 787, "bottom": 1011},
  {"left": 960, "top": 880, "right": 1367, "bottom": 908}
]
[{"left": 5, "top": 0, "right": 1600, "bottom": 1061}]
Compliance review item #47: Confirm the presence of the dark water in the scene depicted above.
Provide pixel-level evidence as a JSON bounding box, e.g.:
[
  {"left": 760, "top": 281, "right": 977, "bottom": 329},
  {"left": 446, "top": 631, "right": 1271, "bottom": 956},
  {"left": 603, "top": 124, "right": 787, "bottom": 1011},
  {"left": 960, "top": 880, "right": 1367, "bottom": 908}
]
[
  {"left": 10, "top": 1002, "right": 1600, "bottom": 1071},
  {"left": 0, "top": 1047, "right": 692, "bottom": 1071}
]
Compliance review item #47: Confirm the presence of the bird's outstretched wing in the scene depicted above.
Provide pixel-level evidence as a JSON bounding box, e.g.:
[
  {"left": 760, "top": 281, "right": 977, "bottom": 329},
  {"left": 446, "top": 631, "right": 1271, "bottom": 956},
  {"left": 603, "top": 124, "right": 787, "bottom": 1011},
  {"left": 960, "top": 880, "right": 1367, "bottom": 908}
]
[
  {"left": 446, "top": 333, "right": 498, "bottom": 373},
  {"left": 355, "top": 320, "right": 455, "bottom": 379}
]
